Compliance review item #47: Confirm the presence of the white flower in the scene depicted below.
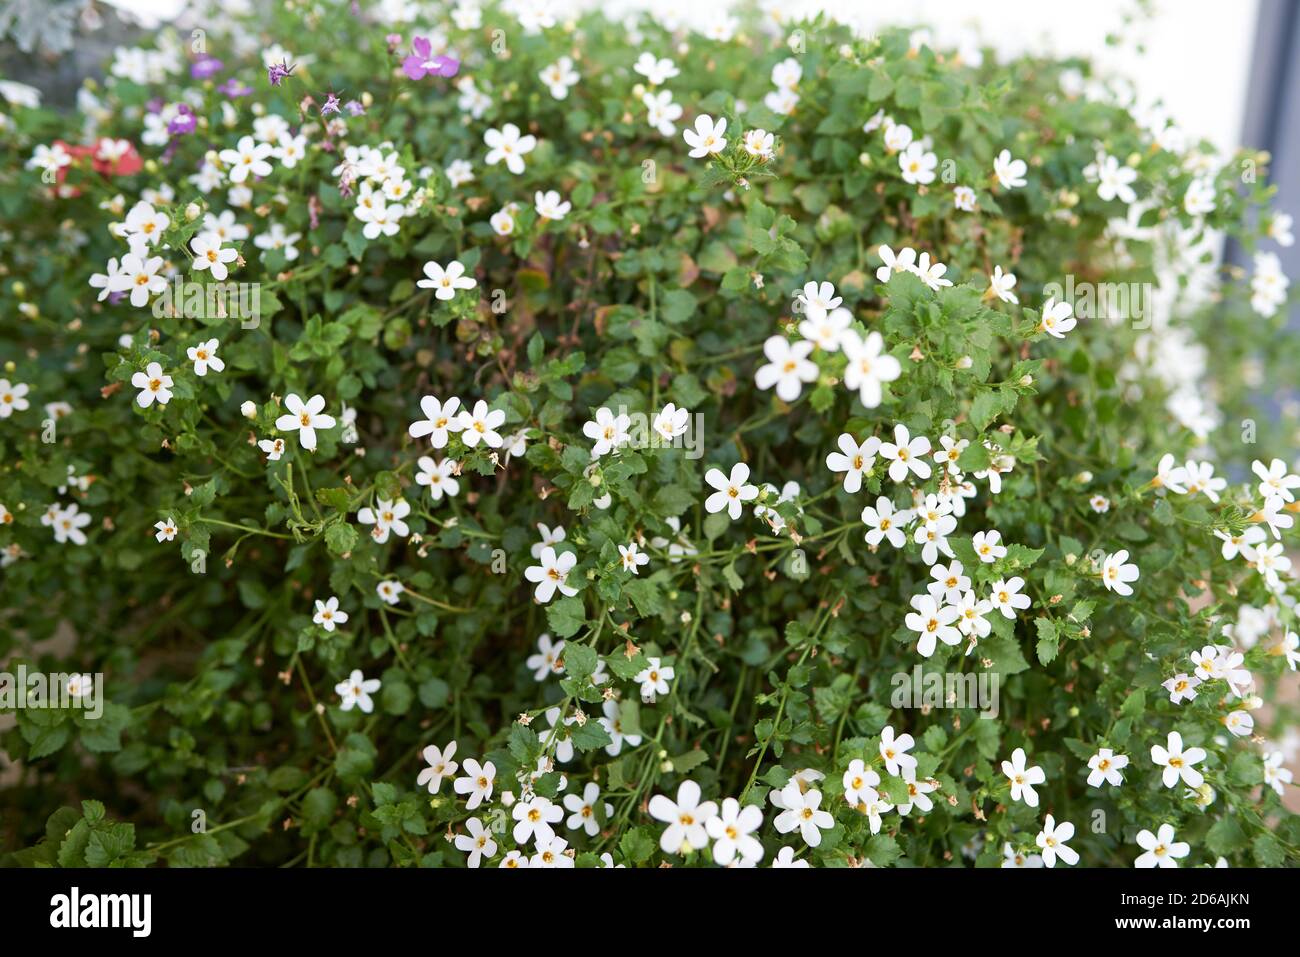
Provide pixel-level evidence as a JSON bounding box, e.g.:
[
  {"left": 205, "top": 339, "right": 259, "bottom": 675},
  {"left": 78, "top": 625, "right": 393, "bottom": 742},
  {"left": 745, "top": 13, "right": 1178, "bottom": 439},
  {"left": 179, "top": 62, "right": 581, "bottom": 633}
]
[
  {"left": 825, "top": 433, "right": 880, "bottom": 494},
  {"left": 972, "top": 529, "right": 1007, "bottom": 563},
  {"left": 705, "top": 797, "right": 763, "bottom": 866},
  {"left": 219, "top": 135, "right": 274, "bottom": 183},
  {"left": 524, "top": 545, "right": 578, "bottom": 603},
  {"left": 1183, "top": 178, "right": 1215, "bottom": 215},
  {"left": 483, "top": 123, "right": 537, "bottom": 174},
  {"left": 953, "top": 590, "right": 993, "bottom": 640},
  {"left": 1162, "top": 673, "right": 1202, "bottom": 704},
  {"left": 1086, "top": 748, "right": 1129, "bottom": 788},
  {"left": 1094, "top": 154, "right": 1137, "bottom": 204},
  {"left": 275, "top": 393, "right": 335, "bottom": 451},
  {"left": 1244, "top": 540, "right": 1292, "bottom": 588},
  {"left": 953, "top": 186, "right": 976, "bottom": 211},
  {"left": 511, "top": 795, "right": 563, "bottom": 845},
  {"left": 89, "top": 257, "right": 128, "bottom": 302},
  {"left": 533, "top": 189, "right": 571, "bottom": 220},
  {"left": 704, "top": 463, "right": 759, "bottom": 520},
  {"left": 154, "top": 517, "right": 178, "bottom": 542},
  {"left": 879, "top": 725, "right": 917, "bottom": 776},
  {"left": 454, "top": 817, "right": 496, "bottom": 867},
  {"left": 376, "top": 579, "right": 404, "bottom": 605},
  {"left": 842, "top": 759, "right": 881, "bottom": 805},
  {"left": 772, "top": 846, "right": 809, "bottom": 868},
  {"left": 123, "top": 201, "right": 170, "bottom": 246},
  {"left": 899, "top": 142, "right": 937, "bottom": 185},
  {"left": 1134, "top": 823, "right": 1190, "bottom": 868},
  {"left": 563, "top": 782, "right": 609, "bottom": 836},
  {"left": 879, "top": 424, "right": 932, "bottom": 483},
  {"left": 652, "top": 403, "right": 690, "bottom": 442},
  {"left": 1181, "top": 460, "right": 1226, "bottom": 503},
  {"left": 876, "top": 244, "right": 917, "bottom": 283},
  {"left": 988, "top": 265, "right": 1019, "bottom": 303},
  {"left": 1100, "top": 549, "right": 1139, "bottom": 596},
  {"left": 445, "top": 159, "right": 474, "bottom": 187},
  {"left": 743, "top": 128, "right": 775, "bottom": 160},
  {"left": 683, "top": 114, "right": 727, "bottom": 158},
  {"left": 643, "top": 90, "right": 683, "bottom": 136},
  {"left": 51, "top": 504, "right": 92, "bottom": 545},
  {"left": 993, "top": 148, "right": 1027, "bottom": 189},
  {"left": 1224, "top": 710, "right": 1254, "bottom": 737},
  {"left": 773, "top": 782, "right": 833, "bottom": 847},
  {"left": 313, "top": 596, "right": 349, "bottom": 632},
  {"left": 131, "top": 362, "right": 173, "bottom": 408},
  {"left": 580, "top": 406, "right": 629, "bottom": 457},
  {"left": 795, "top": 280, "right": 841, "bottom": 321},
  {"left": 0, "top": 379, "right": 30, "bottom": 418},
  {"left": 254, "top": 222, "right": 302, "bottom": 260},
  {"left": 453, "top": 758, "right": 496, "bottom": 811},
  {"left": 915, "top": 253, "right": 953, "bottom": 290},
  {"left": 539, "top": 56, "right": 579, "bottom": 99},
  {"left": 1264, "top": 751, "right": 1294, "bottom": 795},
  {"left": 1266, "top": 211, "right": 1294, "bottom": 246},
  {"left": 633, "top": 52, "right": 679, "bottom": 85},
  {"left": 415, "top": 456, "right": 460, "bottom": 502},
  {"left": 120, "top": 252, "right": 167, "bottom": 307},
  {"left": 798, "top": 305, "right": 850, "bottom": 352},
  {"left": 840, "top": 329, "right": 901, "bottom": 408},
  {"left": 334, "top": 668, "right": 378, "bottom": 712},
  {"left": 619, "top": 541, "right": 648, "bottom": 574},
  {"left": 906, "top": 593, "right": 961, "bottom": 658},
  {"left": 897, "top": 771, "right": 937, "bottom": 815},
  {"left": 862, "top": 496, "right": 913, "bottom": 549},
  {"left": 1153, "top": 453, "right": 1189, "bottom": 493},
  {"left": 765, "top": 88, "right": 799, "bottom": 115},
  {"left": 925, "top": 557, "right": 968, "bottom": 604},
  {"left": 1002, "top": 842, "right": 1044, "bottom": 868},
  {"left": 525, "top": 633, "right": 565, "bottom": 681},
  {"left": 258, "top": 437, "right": 285, "bottom": 461},
  {"left": 883, "top": 122, "right": 913, "bottom": 152},
  {"left": 456, "top": 399, "right": 505, "bottom": 448},
  {"left": 633, "top": 656, "right": 674, "bottom": 702},
  {"left": 408, "top": 395, "right": 464, "bottom": 448},
  {"left": 648, "top": 780, "right": 716, "bottom": 854},
  {"left": 1038, "top": 297, "right": 1076, "bottom": 338},
  {"left": 1252, "top": 457, "right": 1300, "bottom": 505},
  {"left": 755, "top": 336, "right": 818, "bottom": 402},
  {"left": 417, "top": 259, "right": 476, "bottom": 300},
  {"left": 186, "top": 338, "right": 224, "bottom": 377},
  {"left": 418, "top": 741, "right": 459, "bottom": 793},
  {"left": 1036, "top": 815, "right": 1078, "bottom": 867},
  {"left": 600, "top": 698, "right": 643, "bottom": 756},
  {"left": 1002, "top": 747, "right": 1045, "bottom": 806},
  {"left": 530, "top": 524, "right": 567, "bottom": 561},
  {"left": 1150, "top": 731, "right": 1206, "bottom": 789}
]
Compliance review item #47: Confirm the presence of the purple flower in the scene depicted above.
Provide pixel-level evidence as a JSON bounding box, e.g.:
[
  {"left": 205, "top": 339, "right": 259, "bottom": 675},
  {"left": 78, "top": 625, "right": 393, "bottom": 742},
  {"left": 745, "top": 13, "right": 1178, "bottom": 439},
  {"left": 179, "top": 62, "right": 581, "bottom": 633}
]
[
  {"left": 267, "top": 60, "right": 296, "bottom": 86},
  {"left": 402, "top": 36, "right": 459, "bottom": 81},
  {"left": 167, "top": 104, "right": 197, "bottom": 136},
  {"left": 344, "top": 99, "right": 366, "bottom": 116},
  {"left": 191, "top": 55, "right": 224, "bottom": 80},
  {"left": 219, "top": 78, "right": 252, "bottom": 98},
  {"left": 321, "top": 93, "right": 342, "bottom": 116}
]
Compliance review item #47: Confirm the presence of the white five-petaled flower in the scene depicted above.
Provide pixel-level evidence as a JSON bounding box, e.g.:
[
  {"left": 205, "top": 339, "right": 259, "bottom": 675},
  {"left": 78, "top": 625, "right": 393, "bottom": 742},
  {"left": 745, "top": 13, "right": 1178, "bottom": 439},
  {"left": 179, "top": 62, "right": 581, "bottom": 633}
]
[
  {"left": 1134, "top": 823, "right": 1190, "bottom": 868},
  {"left": 563, "top": 782, "right": 609, "bottom": 836},
  {"left": 825, "top": 433, "right": 880, "bottom": 494},
  {"left": 706, "top": 797, "right": 764, "bottom": 866},
  {"left": 1253, "top": 457, "right": 1300, "bottom": 505},
  {"left": 1151, "top": 731, "right": 1206, "bottom": 789},
  {"left": 704, "top": 463, "right": 759, "bottom": 520},
  {"left": 524, "top": 545, "right": 578, "bottom": 603},
  {"left": 755, "top": 336, "right": 818, "bottom": 402},
  {"left": 652, "top": 402, "right": 690, "bottom": 442},
  {"left": 483, "top": 123, "right": 537, "bottom": 174},
  {"left": 841, "top": 329, "right": 901, "bottom": 408},
  {"left": 862, "top": 496, "right": 913, "bottom": 549},
  {"left": 525, "top": 632, "right": 565, "bottom": 681},
  {"left": 633, "top": 52, "right": 679, "bottom": 86},
  {"left": 972, "top": 529, "right": 1008, "bottom": 563},
  {"left": 899, "top": 142, "right": 937, "bottom": 185},
  {"left": 417, "top": 259, "right": 476, "bottom": 300},
  {"left": 1036, "top": 815, "right": 1078, "bottom": 867},
  {"left": 313, "top": 595, "right": 349, "bottom": 632},
  {"left": 457, "top": 399, "right": 505, "bottom": 448},
  {"left": 455, "top": 817, "right": 496, "bottom": 867},
  {"left": 408, "top": 395, "right": 463, "bottom": 448},
  {"left": 539, "top": 56, "right": 579, "bottom": 99},
  {"left": 119, "top": 252, "right": 167, "bottom": 307},
  {"left": 511, "top": 795, "right": 563, "bottom": 845},
  {"left": 988, "top": 265, "right": 1019, "bottom": 303},
  {"left": 1002, "top": 747, "right": 1046, "bottom": 806},
  {"left": 633, "top": 656, "right": 674, "bottom": 702},
  {"left": 131, "top": 362, "right": 173, "bottom": 408},
  {"left": 1096, "top": 154, "right": 1137, "bottom": 204},
  {"left": 276, "top": 393, "right": 335, "bottom": 451},
  {"left": 1100, "top": 549, "right": 1140, "bottom": 596},
  {"left": 906, "top": 592, "right": 961, "bottom": 658},
  {"left": 879, "top": 725, "right": 917, "bottom": 776},
  {"left": 454, "top": 759, "right": 497, "bottom": 809},
  {"left": 1086, "top": 747, "right": 1129, "bottom": 788},
  {"left": 796, "top": 280, "right": 841, "bottom": 321},
  {"left": 376, "top": 579, "right": 404, "bottom": 605},
  {"left": 191, "top": 234, "right": 238, "bottom": 281},
  {"left": 219, "top": 135, "right": 274, "bottom": 183},
  {"left": 417, "top": 740, "right": 458, "bottom": 794},
  {"left": 842, "top": 759, "right": 881, "bottom": 805},
  {"left": 335, "top": 668, "right": 378, "bottom": 712},
  {"left": 1038, "top": 297, "right": 1076, "bottom": 338},
  {"left": 154, "top": 517, "right": 178, "bottom": 542},
  {"left": 993, "top": 148, "right": 1027, "bottom": 189},
  {"left": 683, "top": 114, "right": 727, "bottom": 158},
  {"left": 619, "top": 541, "right": 649, "bottom": 574},
  {"left": 583, "top": 407, "right": 632, "bottom": 457},
  {"left": 879, "top": 424, "right": 932, "bottom": 482},
  {"left": 186, "top": 338, "right": 224, "bottom": 377},
  {"left": 648, "top": 780, "right": 716, "bottom": 854},
  {"left": 773, "top": 781, "right": 833, "bottom": 847},
  {"left": 416, "top": 456, "right": 460, "bottom": 501}
]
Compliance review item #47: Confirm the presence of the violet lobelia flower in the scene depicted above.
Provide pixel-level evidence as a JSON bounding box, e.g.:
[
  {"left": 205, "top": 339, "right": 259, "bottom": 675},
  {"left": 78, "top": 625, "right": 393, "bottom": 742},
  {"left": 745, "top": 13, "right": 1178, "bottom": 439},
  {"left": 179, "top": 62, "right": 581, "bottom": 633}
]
[
  {"left": 219, "top": 77, "right": 252, "bottom": 98},
  {"left": 167, "top": 104, "right": 197, "bottom": 136},
  {"left": 190, "top": 55, "right": 223, "bottom": 80},
  {"left": 320, "top": 92, "right": 342, "bottom": 116},
  {"left": 266, "top": 59, "right": 296, "bottom": 86},
  {"left": 402, "top": 37, "right": 459, "bottom": 81},
  {"left": 344, "top": 99, "right": 365, "bottom": 116}
]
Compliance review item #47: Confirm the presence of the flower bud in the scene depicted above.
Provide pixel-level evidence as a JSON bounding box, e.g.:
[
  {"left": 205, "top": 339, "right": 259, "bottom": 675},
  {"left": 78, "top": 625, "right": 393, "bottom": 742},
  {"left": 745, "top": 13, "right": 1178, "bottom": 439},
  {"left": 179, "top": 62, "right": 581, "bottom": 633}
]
[{"left": 240, "top": 400, "right": 257, "bottom": 418}]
